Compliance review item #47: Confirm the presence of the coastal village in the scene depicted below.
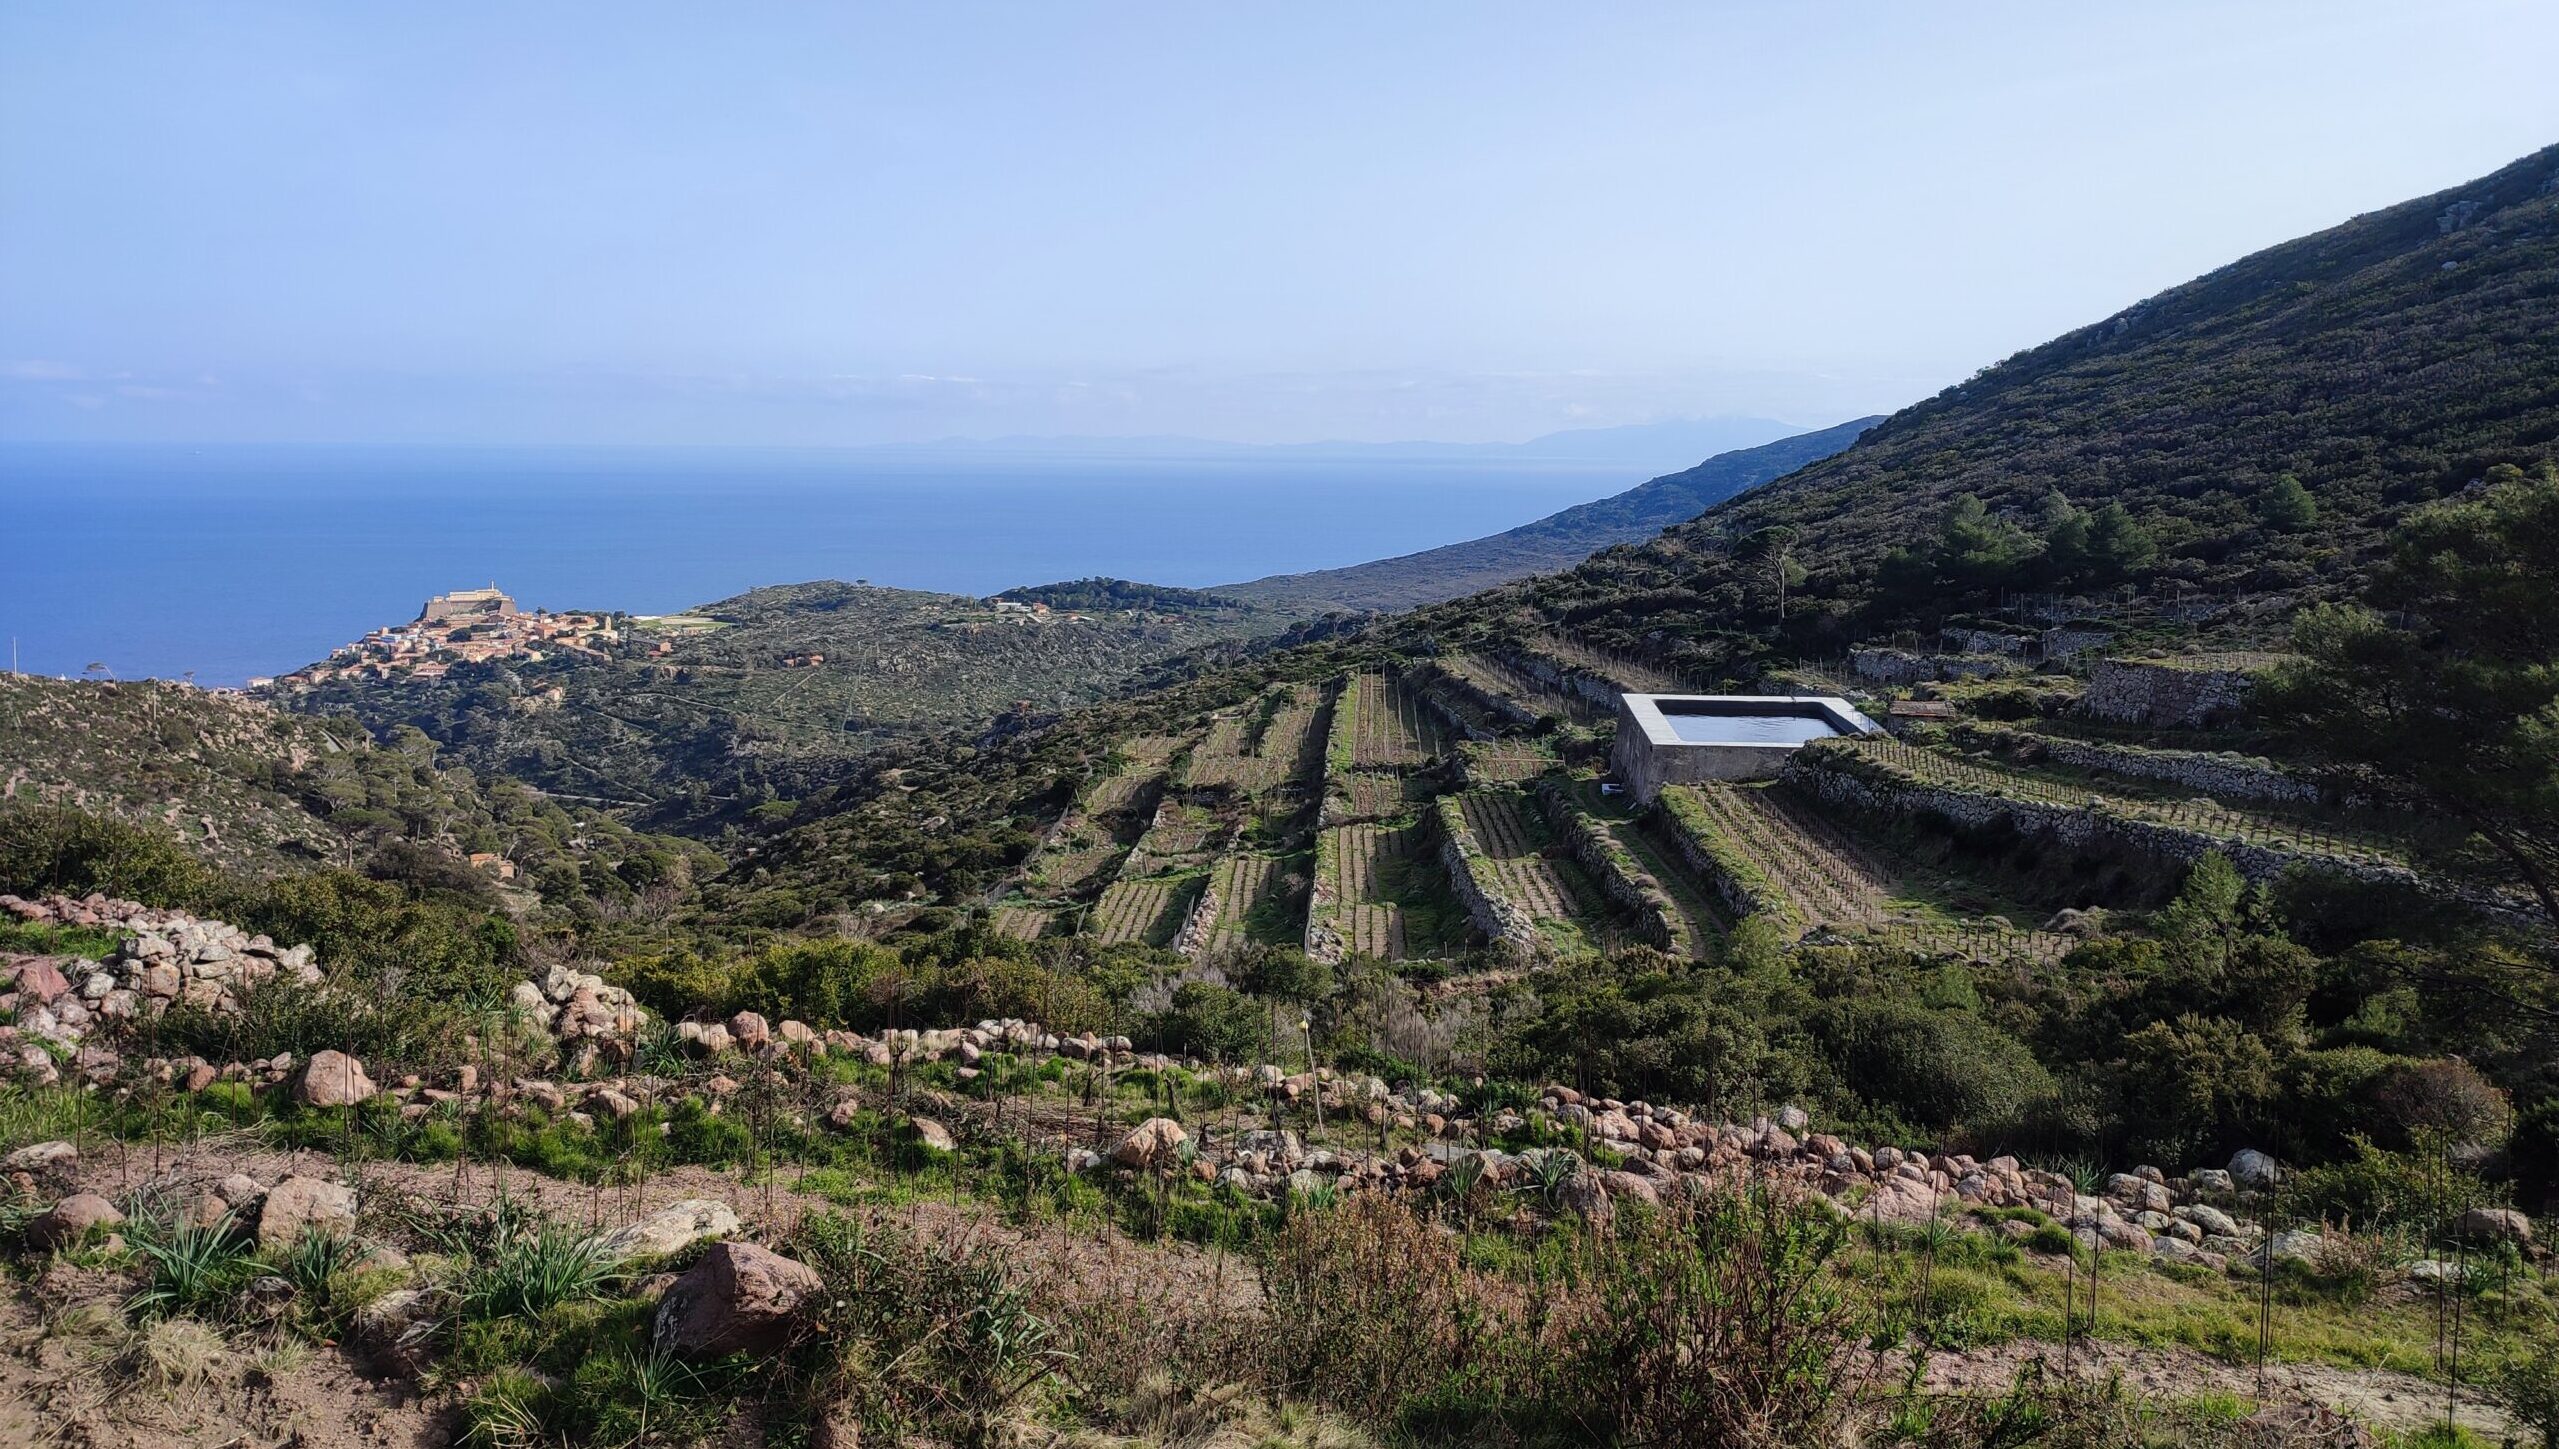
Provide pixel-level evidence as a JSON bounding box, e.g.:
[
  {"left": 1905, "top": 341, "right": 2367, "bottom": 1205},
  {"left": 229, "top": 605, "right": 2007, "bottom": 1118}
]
[{"left": 260, "top": 586, "right": 620, "bottom": 691}]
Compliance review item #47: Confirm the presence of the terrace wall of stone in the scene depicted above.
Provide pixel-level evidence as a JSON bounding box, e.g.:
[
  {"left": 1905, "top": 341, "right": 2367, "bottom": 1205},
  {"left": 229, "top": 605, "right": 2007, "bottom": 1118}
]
[
  {"left": 1650, "top": 787, "right": 1806, "bottom": 935},
  {"left": 1412, "top": 660, "right": 1538, "bottom": 738},
  {"left": 2081, "top": 656, "right": 2275, "bottom": 729},
  {"left": 1950, "top": 722, "right": 2321, "bottom": 807},
  {"left": 1849, "top": 647, "right": 2021, "bottom": 685},
  {"left": 1535, "top": 781, "right": 1679, "bottom": 952},
  {"left": 1432, "top": 796, "right": 1543, "bottom": 954},
  {"left": 1783, "top": 741, "right": 2441, "bottom": 902},
  {"left": 1303, "top": 828, "right": 1347, "bottom": 964},
  {"left": 1172, "top": 871, "right": 1229, "bottom": 959},
  {"left": 1504, "top": 648, "right": 1623, "bottom": 714}
]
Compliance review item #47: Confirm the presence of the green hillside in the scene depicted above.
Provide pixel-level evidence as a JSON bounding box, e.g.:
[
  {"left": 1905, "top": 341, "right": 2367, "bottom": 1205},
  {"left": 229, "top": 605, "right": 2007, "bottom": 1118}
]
[
  {"left": 1216, "top": 417, "right": 1880, "bottom": 613},
  {"left": 0, "top": 673, "right": 701, "bottom": 916},
  {"left": 1413, "top": 143, "right": 2559, "bottom": 680},
  {"left": 283, "top": 579, "right": 1287, "bottom": 829}
]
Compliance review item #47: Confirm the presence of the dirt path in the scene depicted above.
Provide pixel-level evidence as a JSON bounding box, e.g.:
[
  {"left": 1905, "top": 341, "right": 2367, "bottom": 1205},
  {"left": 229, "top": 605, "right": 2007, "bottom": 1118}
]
[{"left": 1921, "top": 1338, "right": 2513, "bottom": 1441}]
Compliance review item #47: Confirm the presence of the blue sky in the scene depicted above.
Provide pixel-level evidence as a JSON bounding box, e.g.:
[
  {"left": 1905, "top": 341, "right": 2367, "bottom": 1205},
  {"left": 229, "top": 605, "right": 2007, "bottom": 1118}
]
[{"left": 4, "top": 1, "right": 2555, "bottom": 445}]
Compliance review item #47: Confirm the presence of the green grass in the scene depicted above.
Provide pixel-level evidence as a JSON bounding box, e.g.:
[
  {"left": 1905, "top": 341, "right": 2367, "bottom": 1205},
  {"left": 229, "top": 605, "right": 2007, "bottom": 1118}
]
[{"left": 0, "top": 918, "right": 121, "bottom": 958}]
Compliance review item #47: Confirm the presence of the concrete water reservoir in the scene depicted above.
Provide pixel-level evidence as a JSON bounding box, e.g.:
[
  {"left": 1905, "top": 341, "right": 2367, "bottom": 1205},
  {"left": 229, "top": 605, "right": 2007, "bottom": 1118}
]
[{"left": 1611, "top": 693, "right": 1884, "bottom": 801}]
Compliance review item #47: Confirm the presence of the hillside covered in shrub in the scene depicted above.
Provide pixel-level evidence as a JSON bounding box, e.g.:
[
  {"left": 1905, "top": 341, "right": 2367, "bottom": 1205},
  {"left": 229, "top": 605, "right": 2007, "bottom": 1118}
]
[{"left": 1410, "top": 143, "right": 2559, "bottom": 680}]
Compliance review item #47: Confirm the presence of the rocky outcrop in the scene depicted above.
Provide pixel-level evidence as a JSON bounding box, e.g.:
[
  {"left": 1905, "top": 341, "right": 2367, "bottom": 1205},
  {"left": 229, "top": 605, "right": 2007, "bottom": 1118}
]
[
  {"left": 257, "top": 1174, "right": 357, "bottom": 1248},
  {"left": 597, "top": 1199, "right": 742, "bottom": 1260},
  {"left": 654, "top": 1242, "right": 823, "bottom": 1358},
  {"left": 297, "top": 1050, "right": 377, "bottom": 1108}
]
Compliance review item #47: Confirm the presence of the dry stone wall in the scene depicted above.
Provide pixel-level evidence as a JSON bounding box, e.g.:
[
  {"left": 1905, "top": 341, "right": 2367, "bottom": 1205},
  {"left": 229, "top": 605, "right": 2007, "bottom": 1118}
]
[
  {"left": 2081, "top": 657, "right": 2267, "bottom": 728},
  {"left": 1851, "top": 647, "right": 2020, "bottom": 685},
  {"left": 1953, "top": 723, "right": 2320, "bottom": 806},
  {"left": 1536, "top": 781, "right": 1678, "bottom": 951},
  {"left": 1433, "top": 798, "right": 1542, "bottom": 954}
]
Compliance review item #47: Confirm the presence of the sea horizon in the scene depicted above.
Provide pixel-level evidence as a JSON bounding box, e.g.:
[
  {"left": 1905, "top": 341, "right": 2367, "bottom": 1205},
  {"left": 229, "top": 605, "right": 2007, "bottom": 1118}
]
[{"left": 0, "top": 440, "right": 1643, "bottom": 685}]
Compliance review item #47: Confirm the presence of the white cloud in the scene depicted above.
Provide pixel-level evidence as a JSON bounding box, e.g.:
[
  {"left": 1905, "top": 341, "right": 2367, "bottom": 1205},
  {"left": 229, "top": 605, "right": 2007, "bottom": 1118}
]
[{"left": 3, "top": 360, "right": 89, "bottom": 381}]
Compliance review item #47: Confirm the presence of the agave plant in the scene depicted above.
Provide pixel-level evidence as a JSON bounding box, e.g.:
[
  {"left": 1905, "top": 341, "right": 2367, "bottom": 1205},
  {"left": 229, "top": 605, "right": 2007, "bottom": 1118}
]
[
  {"left": 1520, "top": 1147, "right": 1584, "bottom": 1207},
  {"left": 274, "top": 1226, "right": 357, "bottom": 1304},
  {"left": 1440, "top": 1150, "right": 1490, "bottom": 1222},
  {"left": 453, "top": 1219, "right": 620, "bottom": 1322},
  {"left": 128, "top": 1217, "right": 259, "bottom": 1321}
]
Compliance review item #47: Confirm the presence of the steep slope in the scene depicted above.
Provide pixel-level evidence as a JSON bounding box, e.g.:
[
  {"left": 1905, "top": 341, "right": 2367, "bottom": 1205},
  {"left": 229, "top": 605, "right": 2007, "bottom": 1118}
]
[
  {"left": 1216, "top": 418, "right": 1879, "bottom": 613},
  {"left": 284, "top": 580, "right": 1288, "bottom": 828},
  {"left": 1416, "top": 143, "right": 2559, "bottom": 678},
  {"left": 721, "top": 144, "right": 2559, "bottom": 930}
]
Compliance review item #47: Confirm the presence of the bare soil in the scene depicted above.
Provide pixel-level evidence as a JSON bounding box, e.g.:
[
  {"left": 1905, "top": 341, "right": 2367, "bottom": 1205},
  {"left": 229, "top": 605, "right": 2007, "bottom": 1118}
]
[{"left": 1919, "top": 1336, "right": 2514, "bottom": 1441}]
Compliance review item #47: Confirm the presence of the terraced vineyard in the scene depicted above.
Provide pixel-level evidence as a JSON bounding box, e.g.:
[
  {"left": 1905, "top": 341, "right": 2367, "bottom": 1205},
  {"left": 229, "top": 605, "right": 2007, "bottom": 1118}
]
[
  {"left": 1488, "top": 856, "right": 1587, "bottom": 920},
  {"left": 1092, "top": 876, "right": 1198, "bottom": 947},
  {"left": 988, "top": 905, "right": 1052, "bottom": 942},
  {"left": 1458, "top": 789, "right": 1545, "bottom": 858},
  {"left": 1457, "top": 788, "right": 1608, "bottom": 947},
  {"left": 1670, "top": 781, "right": 1891, "bottom": 931},
  {"left": 1555, "top": 779, "right": 1725, "bottom": 957},
  {"left": 1086, "top": 735, "right": 1188, "bottom": 812},
  {"left": 1447, "top": 652, "right": 1602, "bottom": 724},
  {"left": 1532, "top": 629, "right": 1688, "bottom": 694},
  {"left": 1319, "top": 819, "right": 1462, "bottom": 960},
  {"left": 1345, "top": 671, "right": 1440, "bottom": 769},
  {"left": 1023, "top": 736, "right": 1182, "bottom": 891},
  {"left": 1025, "top": 819, "right": 1133, "bottom": 895},
  {"left": 1838, "top": 737, "right": 2416, "bottom": 867},
  {"left": 1457, "top": 739, "right": 1554, "bottom": 785},
  {"left": 1340, "top": 771, "right": 1430, "bottom": 817},
  {"left": 1199, "top": 853, "right": 1297, "bottom": 954},
  {"left": 1187, "top": 686, "right": 1327, "bottom": 794},
  {"left": 1248, "top": 785, "right": 1314, "bottom": 836},
  {"left": 1664, "top": 780, "right": 2076, "bottom": 961},
  {"left": 1123, "top": 800, "right": 1231, "bottom": 875}
]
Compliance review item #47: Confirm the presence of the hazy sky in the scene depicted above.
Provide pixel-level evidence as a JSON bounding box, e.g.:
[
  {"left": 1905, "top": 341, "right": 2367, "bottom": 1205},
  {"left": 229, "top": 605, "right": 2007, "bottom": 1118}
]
[{"left": 4, "top": 2, "right": 2555, "bottom": 445}]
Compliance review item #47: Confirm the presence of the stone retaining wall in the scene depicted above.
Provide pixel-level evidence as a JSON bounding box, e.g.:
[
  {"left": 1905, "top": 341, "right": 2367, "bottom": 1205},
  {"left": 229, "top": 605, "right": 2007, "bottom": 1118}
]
[
  {"left": 1649, "top": 790, "right": 1801, "bottom": 932},
  {"left": 1536, "top": 781, "right": 1678, "bottom": 951},
  {"left": 1784, "top": 748, "right": 2440, "bottom": 901},
  {"left": 1172, "top": 873, "right": 1226, "bottom": 959},
  {"left": 1852, "top": 647, "right": 2020, "bottom": 685},
  {"left": 2081, "top": 656, "right": 2267, "bottom": 728},
  {"left": 1433, "top": 798, "right": 1544, "bottom": 953},
  {"left": 1953, "top": 723, "right": 2320, "bottom": 807}
]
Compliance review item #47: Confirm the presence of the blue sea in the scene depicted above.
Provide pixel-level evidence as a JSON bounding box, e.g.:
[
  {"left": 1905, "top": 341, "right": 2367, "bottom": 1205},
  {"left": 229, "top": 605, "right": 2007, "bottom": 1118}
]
[{"left": 0, "top": 443, "right": 1638, "bottom": 684}]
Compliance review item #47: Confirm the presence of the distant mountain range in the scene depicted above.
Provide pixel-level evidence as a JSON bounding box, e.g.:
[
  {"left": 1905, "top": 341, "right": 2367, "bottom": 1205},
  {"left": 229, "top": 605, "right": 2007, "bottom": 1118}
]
[{"left": 1214, "top": 417, "right": 1880, "bottom": 613}]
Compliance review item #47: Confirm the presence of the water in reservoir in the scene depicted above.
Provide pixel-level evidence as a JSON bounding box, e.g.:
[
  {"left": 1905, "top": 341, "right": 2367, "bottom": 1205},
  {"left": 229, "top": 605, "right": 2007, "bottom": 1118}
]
[{"left": 1660, "top": 712, "right": 1842, "bottom": 746}]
